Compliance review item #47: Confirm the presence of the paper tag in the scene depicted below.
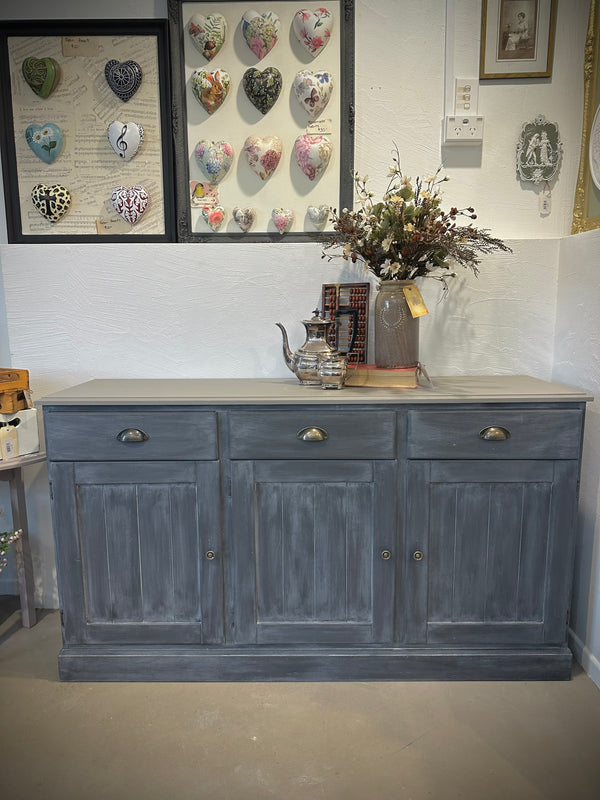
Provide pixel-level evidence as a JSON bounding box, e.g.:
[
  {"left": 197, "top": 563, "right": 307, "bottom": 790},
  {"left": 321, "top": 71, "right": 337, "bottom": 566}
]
[
  {"left": 190, "top": 181, "right": 219, "bottom": 208},
  {"left": 62, "top": 36, "right": 100, "bottom": 57},
  {"left": 96, "top": 217, "right": 132, "bottom": 235},
  {"left": 0, "top": 426, "right": 18, "bottom": 460},
  {"left": 307, "top": 119, "right": 333, "bottom": 136},
  {"left": 539, "top": 191, "right": 552, "bottom": 215},
  {"left": 403, "top": 285, "right": 429, "bottom": 318}
]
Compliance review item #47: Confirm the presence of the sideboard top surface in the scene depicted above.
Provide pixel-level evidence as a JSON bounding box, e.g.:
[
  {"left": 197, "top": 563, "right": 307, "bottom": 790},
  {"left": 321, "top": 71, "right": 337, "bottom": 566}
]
[{"left": 39, "top": 376, "right": 593, "bottom": 406}]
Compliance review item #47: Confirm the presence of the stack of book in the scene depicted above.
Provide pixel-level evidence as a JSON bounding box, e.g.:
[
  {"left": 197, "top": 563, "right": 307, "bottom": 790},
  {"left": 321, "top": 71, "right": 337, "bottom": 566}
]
[{"left": 344, "top": 364, "right": 419, "bottom": 388}]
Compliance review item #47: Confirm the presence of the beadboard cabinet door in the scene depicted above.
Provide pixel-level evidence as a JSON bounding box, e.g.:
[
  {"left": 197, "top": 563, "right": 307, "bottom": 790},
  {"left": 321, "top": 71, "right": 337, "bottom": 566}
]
[
  {"left": 49, "top": 460, "right": 223, "bottom": 645},
  {"left": 227, "top": 459, "right": 398, "bottom": 645},
  {"left": 405, "top": 459, "right": 579, "bottom": 646}
]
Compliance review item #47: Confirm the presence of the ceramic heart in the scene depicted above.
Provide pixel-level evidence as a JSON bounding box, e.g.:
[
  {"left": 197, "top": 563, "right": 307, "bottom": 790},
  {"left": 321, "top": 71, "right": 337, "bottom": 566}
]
[
  {"left": 194, "top": 139, "right": 234, "bottom": 184},
  {"left": 25, "top": 123, "right": 63, "bottom": 164},
  {"left": 293, "top": 70, "right": 333, "bottom": 118},
  {"left": 31, "top": 183, "right": 71, "bottom": 223},
  {"left": 294, "top": 134, "right": 332, "bottom": 181},
  {"left": 243, "top": 67, "right": 282, "bottom": 115},
  {"left": 191, "top": 68, "right": 230, "bottom": 114},
  {"left": 187, "top": 13, "right": 227, "bottom": 61},
  {"left": 241, "top": 10, "right": 280, "bottom": 60},
  {"left": 202, "top": 205, "right": 225, "bottom": 231},
  {"left": 111, "top": 185, "right": 149, "bottom": 225},
  {"left": 307, "top": 205, "right": 329, "bottom": 226},
  {"left": 243, "top": 135, "right": 282, "bottom": 180},
  {"left": 272, "top": 208, "right": 294, "bottom": 234},
  {"left": 104, "top": 59, "right": 143, "bottom": 102},
  {"left": 22, "top": 56, "right": 60, "bottom": 98},
  {"left": 107, "top": 121, "right": 144, "bottom": 162},
  {"left": 232, "top": 206, "right": 256, "bottom": 232},
  {"left": 292, "top": 8, "right": 333, "bottom": 58}
]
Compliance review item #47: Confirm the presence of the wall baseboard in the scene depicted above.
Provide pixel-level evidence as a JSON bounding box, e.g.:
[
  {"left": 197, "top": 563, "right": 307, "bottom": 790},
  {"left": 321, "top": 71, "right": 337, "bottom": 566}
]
[{"left": 568, "top": 628, "right": 600, "bottom": 689}]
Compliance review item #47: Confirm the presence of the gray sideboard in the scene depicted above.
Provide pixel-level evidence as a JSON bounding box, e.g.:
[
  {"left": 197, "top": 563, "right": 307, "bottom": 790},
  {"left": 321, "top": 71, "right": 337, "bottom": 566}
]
[{"left": 40, "top": 376, "right": 592, "bottom": 681}]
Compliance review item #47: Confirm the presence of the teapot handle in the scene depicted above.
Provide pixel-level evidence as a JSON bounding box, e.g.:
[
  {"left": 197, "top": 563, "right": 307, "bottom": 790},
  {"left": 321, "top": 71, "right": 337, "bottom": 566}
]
[{"left": 335, "top": 308, "right": 358, "bottom": 354}]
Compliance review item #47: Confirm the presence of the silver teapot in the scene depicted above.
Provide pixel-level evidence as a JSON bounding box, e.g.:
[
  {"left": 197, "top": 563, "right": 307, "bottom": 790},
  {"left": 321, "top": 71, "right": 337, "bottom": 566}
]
[{"left": 276, "top": 309, "right": 339, "bottom": 385}]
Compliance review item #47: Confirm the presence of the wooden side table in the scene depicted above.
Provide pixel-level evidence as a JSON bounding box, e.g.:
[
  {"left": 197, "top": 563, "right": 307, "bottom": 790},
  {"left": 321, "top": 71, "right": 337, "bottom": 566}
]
[{"left": 0, "top": 451, "right": 46, "bottom": 627}]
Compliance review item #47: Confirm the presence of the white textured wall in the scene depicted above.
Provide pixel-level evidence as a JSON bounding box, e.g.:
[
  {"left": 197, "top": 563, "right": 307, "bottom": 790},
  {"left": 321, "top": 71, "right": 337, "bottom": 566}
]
[
  {"left": 0, "top": 0, "right": 595, "bottom": 654},
  {"left": 554, "top": 229, "right": 600, "bottom": 687}
]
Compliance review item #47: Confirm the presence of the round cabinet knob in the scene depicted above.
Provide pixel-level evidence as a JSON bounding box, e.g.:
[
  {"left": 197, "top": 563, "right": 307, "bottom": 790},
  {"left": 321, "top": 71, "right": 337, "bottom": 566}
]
[
  {"left": 205, "top": 550, "right": 216, "bottom": 561},
  {"left": 381, "top": 550, "right": 392, "bottom": 560},
  {"left": 412, "top": 550, "right": 424, "bottom": 561}
]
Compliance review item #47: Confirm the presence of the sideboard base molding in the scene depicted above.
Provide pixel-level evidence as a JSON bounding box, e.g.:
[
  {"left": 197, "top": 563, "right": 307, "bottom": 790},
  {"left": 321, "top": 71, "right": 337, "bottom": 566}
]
[{"left": 58, "top": 645, "right": 574, "bottom": 682}]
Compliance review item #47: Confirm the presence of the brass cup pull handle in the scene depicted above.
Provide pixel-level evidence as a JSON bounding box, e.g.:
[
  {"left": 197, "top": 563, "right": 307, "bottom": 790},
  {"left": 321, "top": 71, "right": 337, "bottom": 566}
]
[
  {"left": 413, "top": 550, "right": 424, "bottom": 561},
  {"left": 116, "top": 428, "right": 149, "bottom": 443},
  {"left": 205, "top": 550, "right": 216, "bottom": 561},
  {"left": 479, "top": 426, "right": 511, "bottom": 441},
  {"left": 297, "top": 426, "right": 328, "bottom": 442}
]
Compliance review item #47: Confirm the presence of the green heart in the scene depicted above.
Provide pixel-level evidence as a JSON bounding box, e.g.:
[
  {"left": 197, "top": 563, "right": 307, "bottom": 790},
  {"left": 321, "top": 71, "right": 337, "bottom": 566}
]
[{"left": 22, "top": 57, "right": 60, "bottom": 98}]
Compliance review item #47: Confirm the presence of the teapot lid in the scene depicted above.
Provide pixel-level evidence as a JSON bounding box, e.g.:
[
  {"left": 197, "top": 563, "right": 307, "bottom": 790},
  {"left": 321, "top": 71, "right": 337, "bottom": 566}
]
[{"left": 303, "top": 308, "right": 328, "bottom": 325}]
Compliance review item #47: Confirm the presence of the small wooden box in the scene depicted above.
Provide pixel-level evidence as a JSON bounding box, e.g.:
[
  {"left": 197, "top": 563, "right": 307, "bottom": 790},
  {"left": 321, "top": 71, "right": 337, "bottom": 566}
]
[{"left": 0, "top": 369, "right": 30, "bottom": 413}]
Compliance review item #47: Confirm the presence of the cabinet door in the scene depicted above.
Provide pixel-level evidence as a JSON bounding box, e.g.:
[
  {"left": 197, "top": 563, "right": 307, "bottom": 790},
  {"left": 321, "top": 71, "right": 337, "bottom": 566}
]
[
  {"left": 50, "top": 461, "right": 222, "bottom": 645},
  {"left": 228, "top": 460, "right": 397, "bottom": 645},
  {"left": 405, "top": 460, "right": 578, "bottom": 645}
]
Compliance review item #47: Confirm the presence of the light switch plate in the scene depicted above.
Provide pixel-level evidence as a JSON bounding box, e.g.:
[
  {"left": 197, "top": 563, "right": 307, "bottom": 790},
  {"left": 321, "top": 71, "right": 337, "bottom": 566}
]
[
  {"left": 444, "top": 115, "right": 484, "bottom": 145},
  {"left": 455, "top": 77, "right": 478, "bottom": 113}
]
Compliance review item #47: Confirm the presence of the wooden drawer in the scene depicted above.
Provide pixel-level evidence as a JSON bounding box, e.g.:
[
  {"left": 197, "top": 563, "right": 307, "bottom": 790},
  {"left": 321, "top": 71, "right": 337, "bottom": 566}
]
[
  {"left": 407, "top": 408, "right": 583, "bottom": 460},
  {"left": 44, "top": 409, "right": 217, "bottom": 461},
  {"left": 228, "top": 410, "right": 396, "bottom": 459}
]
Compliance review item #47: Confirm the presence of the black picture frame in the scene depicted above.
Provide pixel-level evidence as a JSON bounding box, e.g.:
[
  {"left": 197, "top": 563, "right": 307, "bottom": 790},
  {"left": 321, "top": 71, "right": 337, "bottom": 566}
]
[
  {"left": 0, "top": 19, "right": 175, "bottom": 243},
  {"left": 167, "top": 0, "right": 355, "bottom": 242}
]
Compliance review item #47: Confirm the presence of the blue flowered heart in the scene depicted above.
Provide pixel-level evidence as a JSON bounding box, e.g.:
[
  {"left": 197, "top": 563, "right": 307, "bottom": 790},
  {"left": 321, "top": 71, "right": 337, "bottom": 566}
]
[{"left": 25, "top": 123, "right": 63, "bottom": 164}]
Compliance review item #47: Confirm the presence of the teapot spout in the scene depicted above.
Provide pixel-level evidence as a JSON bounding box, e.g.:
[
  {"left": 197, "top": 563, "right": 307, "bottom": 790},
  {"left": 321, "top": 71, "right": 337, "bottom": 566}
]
[{"left": 275, "top": 322, "right": 296, "bottom": 375}]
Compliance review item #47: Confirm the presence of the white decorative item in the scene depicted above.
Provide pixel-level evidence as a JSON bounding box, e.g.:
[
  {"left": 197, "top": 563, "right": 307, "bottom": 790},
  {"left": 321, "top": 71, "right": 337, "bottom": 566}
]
[
  {"left": 191, "top": 68, "right": 231, "bottom": 114},
  {"left": 307, "top": 205, "right": 329, "bottom": 227},
  {"left": 293, "top": 70, "right": 333, "bottom": 118},
  {"left": 292, "top": 8, "right": 333, "bottom": 57},
  {"left": 233, "top": 206, "right": 256, "bottom": 232},
  {"left": 516, "top": 115, "right": 562, "bottom": 184},
  {"left": 294, "top": 134, "right": 332, "bottom": 181},
  {"left": 107, "top": 121, "right": 144, "bottom": 162},
  {"left": 202, "top": 205, "right": 225, "bottom": 231},
  {"left": 194, "top": 139, "right": 234, "bottom": 184},
  {"left": 0, "top": 408, "right": 39, "bottom": 458},
  {"left": 243, "top": 135, "right": 283, "bottom": 180},
  {"left": 272, "top": 208, "right": 294, "bottom": 233},
  {"left": 111, "top": 185, "right": 149, "bottom": 225},
  {"left": 187, "top": 13, "right": 227, "bottom": 61},
  {"left": 241, "top": 10, "right": 280, "bottom": 60}
]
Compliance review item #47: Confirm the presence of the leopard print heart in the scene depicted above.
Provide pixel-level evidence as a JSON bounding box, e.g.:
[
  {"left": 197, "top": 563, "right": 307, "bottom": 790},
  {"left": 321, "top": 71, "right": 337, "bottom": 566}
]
[{"left": 31, "top": 183, "right": 71, "bottom": 223}]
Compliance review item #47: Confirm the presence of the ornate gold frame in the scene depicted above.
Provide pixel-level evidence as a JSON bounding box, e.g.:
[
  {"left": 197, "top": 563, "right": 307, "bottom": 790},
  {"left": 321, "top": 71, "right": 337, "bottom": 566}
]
[{"left": 572, "top": 0, "right": 600, "bottom": 233}]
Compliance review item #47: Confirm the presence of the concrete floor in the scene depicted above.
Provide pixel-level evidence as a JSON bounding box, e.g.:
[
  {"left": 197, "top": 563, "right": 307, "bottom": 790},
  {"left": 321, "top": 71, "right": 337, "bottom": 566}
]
[{"left": 1, "top": 610, "right": 600, "bottom": 800}]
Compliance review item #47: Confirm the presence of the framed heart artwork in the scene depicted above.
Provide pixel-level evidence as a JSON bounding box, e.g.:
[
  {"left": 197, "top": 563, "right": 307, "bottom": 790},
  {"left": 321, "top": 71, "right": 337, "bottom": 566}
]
[
  {"left": 168, "top": 0, "right": 355, "bottom": 241},
  {"left": 0, "top": 19, "right": 175, "bottom": 242}
]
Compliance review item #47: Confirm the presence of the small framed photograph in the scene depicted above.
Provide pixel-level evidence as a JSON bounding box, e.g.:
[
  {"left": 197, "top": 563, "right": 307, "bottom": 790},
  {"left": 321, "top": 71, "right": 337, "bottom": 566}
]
[
  {"left": 480, "top": 0, "right": 557, "bottom": 80},
  {"left": 0, "top": 19, "right": 175, "bottom": 242},
  {"left": 167, "top": 0, "right": 355, "bottom": 242}
]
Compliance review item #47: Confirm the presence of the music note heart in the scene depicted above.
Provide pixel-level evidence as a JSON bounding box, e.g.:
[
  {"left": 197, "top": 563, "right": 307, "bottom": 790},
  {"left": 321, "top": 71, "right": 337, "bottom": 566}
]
[{"left": 107, "top": 121, "right": 144, "bottom": 162}]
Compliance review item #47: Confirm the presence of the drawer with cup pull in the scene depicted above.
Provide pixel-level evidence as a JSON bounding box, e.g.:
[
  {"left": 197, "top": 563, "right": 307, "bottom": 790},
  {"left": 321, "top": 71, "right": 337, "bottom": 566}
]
[
  {"left": 228, "top": 410, "right": 397, "bottom": 460},
  {"left": 406, "top": 408, "right": 584, "bottom": 460},
  {"left": 43, "top": 409, "right": 218, "bottom": 461}
]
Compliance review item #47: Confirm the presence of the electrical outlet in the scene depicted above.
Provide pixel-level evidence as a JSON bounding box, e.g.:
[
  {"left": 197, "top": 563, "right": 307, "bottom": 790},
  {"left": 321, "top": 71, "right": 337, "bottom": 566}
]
[{"left": 444, "top": 115, "right": 484, "bottom": 145}]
